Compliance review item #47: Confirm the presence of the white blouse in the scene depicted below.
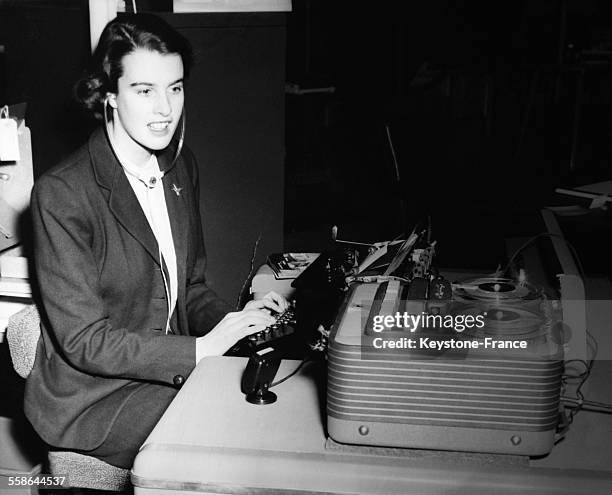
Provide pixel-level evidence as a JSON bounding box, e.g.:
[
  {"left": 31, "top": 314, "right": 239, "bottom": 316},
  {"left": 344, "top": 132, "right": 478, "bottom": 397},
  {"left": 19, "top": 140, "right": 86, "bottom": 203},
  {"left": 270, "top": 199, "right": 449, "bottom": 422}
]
[{"left": 120, "top": 154, "right": 178, "bottom": 334}]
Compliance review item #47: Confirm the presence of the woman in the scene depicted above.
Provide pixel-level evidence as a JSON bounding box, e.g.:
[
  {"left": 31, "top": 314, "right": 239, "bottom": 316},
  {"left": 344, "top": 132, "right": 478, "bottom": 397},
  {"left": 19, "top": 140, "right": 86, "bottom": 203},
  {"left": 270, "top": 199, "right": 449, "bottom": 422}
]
[{"left": 25, "top": 13, "right": 287, "bottom": 469}]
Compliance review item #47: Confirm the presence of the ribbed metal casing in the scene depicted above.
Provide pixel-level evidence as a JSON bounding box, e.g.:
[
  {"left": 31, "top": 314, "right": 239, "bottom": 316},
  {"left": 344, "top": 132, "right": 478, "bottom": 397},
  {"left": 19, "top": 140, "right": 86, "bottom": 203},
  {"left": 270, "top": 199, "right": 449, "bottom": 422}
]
[{"left": 326, "top": 283, "right": 563, "bottom": 456}]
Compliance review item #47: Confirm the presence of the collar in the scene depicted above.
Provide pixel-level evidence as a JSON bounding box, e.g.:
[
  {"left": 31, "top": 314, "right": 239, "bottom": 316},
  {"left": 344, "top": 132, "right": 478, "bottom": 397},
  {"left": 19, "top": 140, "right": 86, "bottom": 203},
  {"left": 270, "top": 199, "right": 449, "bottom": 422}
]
[
  {"left": 119, "top": 153, "right": 164, "bottom": 190},
  {"left": 89, "top": 126, "right": 180, "bottom": 190}
]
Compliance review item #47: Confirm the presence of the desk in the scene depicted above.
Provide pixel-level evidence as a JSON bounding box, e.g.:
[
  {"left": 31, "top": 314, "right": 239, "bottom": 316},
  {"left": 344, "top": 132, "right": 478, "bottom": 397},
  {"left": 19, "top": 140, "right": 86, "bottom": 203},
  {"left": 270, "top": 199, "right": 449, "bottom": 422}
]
[
  {"left": 132, "top": 353, "right": 612, "bottom": 494},
  {"left": 132, "top": 272, "right": 612, "bottom": 494}
]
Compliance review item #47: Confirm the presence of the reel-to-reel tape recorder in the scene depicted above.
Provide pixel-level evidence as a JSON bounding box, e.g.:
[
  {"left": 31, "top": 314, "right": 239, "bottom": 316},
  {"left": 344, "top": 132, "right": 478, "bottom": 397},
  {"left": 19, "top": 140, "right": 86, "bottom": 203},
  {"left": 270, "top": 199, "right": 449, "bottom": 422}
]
[
  {"left": 326, "top": 210, "right": 584, "bottom": 456},
  {"left": 327, "top": 274, "right": 564, "bottom": 456}
]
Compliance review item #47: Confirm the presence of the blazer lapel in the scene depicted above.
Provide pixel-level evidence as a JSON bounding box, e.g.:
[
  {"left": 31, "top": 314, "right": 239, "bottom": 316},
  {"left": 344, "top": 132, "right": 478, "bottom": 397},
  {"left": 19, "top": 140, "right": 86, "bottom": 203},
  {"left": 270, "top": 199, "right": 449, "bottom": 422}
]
[
  {"left": 89, "top": 128, "right": 160, "bottom": 265},
  {"left": 162, "top": 164, "right": 188, "bottom": 307},
  {"left": 109, "top": 173, "right": 161, "bottom": 265}
]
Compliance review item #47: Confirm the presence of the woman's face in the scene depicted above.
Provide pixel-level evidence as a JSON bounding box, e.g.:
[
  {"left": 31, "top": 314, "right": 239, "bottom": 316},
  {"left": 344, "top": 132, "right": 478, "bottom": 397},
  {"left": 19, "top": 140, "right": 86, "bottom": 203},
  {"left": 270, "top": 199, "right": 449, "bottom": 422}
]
[{"left": 109, "top": 48, "right": 184, "bottom": 166}]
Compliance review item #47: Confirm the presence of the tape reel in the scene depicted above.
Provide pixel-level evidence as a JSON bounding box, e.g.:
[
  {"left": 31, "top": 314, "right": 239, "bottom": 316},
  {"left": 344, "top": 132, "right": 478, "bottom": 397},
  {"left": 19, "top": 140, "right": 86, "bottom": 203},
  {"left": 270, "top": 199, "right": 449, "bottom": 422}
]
[
  {"left": 451, "top": 277, "right": 552, "bottom": 340},
  {"left": 453, "top": 302, "right": 551, "bottom": 339},
  {"left": 453, "top": 277, "right": 541, "bottom": 304}
]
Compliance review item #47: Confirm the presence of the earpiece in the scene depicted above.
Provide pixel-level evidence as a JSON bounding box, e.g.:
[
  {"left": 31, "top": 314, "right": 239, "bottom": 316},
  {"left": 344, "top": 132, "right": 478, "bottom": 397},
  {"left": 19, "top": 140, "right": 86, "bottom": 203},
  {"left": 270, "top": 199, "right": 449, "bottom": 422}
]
[{"left": 105, "top": 94, "right": 118, "bottom": 109}]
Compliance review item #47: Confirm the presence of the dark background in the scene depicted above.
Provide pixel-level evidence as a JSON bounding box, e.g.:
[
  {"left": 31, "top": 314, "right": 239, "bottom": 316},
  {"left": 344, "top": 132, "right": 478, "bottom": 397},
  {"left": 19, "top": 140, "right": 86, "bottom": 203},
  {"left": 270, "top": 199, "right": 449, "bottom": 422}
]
[
  {"left": 2, "top": 0, "right": 612, "bottom": 274},
  {"left": 283, "top": 0, "right": 612, "bottom": 269}
]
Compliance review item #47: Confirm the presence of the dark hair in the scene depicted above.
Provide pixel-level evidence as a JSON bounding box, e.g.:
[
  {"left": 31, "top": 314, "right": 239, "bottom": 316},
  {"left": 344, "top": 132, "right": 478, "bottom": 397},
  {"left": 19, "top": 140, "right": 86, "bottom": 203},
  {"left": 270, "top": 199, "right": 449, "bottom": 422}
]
[{"left": 74, "top": 14, "right": 193, "bottom": 119}]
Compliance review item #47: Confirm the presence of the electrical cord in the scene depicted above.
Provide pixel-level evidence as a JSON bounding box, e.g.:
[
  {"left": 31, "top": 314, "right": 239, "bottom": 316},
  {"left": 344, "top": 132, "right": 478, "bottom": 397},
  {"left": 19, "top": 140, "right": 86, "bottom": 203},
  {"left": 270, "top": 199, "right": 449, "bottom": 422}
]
[
  {"left": 556, "top": 327, "right": 601, "bottom": 448},
  {"left": 561, "top": 397, "right": 612, "bottom": 412},
  {"left": 561, "top": 330, "right": 600, "bottom": 425},
  {"left": 236, "top": 233, "right": 262, "bottom": 310},
  {"left": 503, "top": 232, "right": 586, "bottom": 279},
  {"left": 505, "top": 232, "right": 611, "bottom": 438},
  {"left": 268, "top": 330, "right": 330, "bottom": 388},
  {"left": 269, "top": 357, "right": 310, "bottom": 388}
]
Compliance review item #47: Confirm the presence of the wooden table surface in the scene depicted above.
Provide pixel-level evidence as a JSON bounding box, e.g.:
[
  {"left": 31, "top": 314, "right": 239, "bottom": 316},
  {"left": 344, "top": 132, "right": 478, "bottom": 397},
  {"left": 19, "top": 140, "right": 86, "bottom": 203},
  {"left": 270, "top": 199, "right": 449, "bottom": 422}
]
[{"left": 132, "top": 351, "right": 612, "bottom": 494}]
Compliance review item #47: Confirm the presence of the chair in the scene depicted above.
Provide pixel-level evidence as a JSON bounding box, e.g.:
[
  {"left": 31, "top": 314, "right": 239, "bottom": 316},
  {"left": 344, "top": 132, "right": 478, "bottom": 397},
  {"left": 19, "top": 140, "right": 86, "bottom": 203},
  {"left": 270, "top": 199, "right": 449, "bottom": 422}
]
[{"left": 6, "top": 304, "right": 131, "bottom": 492}]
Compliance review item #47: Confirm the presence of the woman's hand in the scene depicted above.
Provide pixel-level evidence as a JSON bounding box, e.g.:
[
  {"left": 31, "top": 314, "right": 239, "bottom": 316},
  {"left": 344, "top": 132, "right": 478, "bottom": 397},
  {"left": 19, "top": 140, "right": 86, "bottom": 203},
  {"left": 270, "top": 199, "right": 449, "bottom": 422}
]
[
  {"left": 243, "top": 291, "right": 290, "bottom": 314},
  {"left": 195, "top": 309, "right": 275, "bottom": 362}
]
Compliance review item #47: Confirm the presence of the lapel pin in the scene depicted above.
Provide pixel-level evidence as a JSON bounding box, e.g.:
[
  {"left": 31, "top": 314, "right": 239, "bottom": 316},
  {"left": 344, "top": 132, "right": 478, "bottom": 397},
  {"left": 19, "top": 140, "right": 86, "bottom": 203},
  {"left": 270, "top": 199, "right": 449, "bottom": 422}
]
[{"left": 171, "top": 183, "right": 182, "bottom": 196}]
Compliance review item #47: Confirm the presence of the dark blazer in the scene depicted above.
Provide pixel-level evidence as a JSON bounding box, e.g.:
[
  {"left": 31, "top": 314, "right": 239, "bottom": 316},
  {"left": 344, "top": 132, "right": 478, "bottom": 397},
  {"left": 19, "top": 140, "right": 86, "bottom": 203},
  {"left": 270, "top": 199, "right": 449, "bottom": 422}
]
[{"left": 24, "top": 127, "right": 231, "bottom": 451}]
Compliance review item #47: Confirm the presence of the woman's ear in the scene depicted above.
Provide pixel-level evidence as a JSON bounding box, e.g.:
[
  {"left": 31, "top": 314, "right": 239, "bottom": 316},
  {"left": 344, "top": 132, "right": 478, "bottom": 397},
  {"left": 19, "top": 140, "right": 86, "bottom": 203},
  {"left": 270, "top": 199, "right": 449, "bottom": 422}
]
[{"left": 106, "top": 93, "right": 118, "bottom": 109}]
